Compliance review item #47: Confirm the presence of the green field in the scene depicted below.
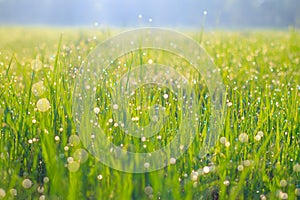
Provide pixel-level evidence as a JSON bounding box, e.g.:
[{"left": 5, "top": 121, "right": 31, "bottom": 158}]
[{"left": 0, "top": 27, "right": 299, "bottom": 199}]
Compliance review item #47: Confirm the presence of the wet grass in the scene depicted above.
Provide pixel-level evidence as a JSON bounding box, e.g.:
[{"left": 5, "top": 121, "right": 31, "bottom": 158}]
[{"left": 0, "top": 27, "right": 299, "bottom": 199}]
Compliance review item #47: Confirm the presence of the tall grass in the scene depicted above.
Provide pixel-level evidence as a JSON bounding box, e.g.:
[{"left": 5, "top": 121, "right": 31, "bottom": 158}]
[{"left": 0, "top": 27, "right": 299, "bottom": 199}]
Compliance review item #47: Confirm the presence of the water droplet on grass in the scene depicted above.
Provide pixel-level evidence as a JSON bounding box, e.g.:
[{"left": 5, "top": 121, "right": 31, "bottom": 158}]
[
  {"left": 0, "top": 188, "right": 5, "bottom": 199},
  {"left": 220, "top": 137, "right": 226, "bottom": 144},
  {"left": 257, "top": 131, "right": 264, "bottom": 137},
  {"left": 254, "top": 135, "right": 261, "bottom": 141},
  {"left": 9, "top": 188, "right": 17, "bottom": 196},
  {"left": 144, "top": 186, "right": 153, "bottom": 195},
  {"left": 32, "top": 81, "right": 46, "bottom": 96},
  {"left": 94, "top": 107, "right": 100, "bottom": 114},
  {"left": 279, "top": 192, "right": 288, "bottom": 199},
  {"left": 293, "top": 164, "right": 300, "bottom": 172},
  {"left": 67, "top": 157, "right": 74, "bottom": 163},
  {"left": 68, "top": 161, "right": 80, "bottom": 172},
  {"left": 36, "top": 98, "right": 50, "bottom": 112},
  {"left": 31, "top": 58, "right": 42, "bottom": 71},
  {"left": 37, "top": 186, "right": 44, "bottom": 193},
  {"left": 225, "top": 141, "right": 230, "bottom": 147},
  {"left": 43, "top": 177, "right": 49, "bottom": 183},
  {"left": 191, "top": 171, "right": 198, "bottom": 181},
  {"left": 97, "top": 174, "right": 103, "bottom": 180},
  {"left": 170, "top": 157, "right": 176, "bottom": 164},
  {"left": 238, "top": 133, "right": 249, "bottom": 143},
  {"left": 203, "top": 166, "right": 210, "bottom": 174},
  {"left": 223, "top": 180, "right": 230, "bottom": 186},
  {"left": 148, "top": 59, "right": 153, "bottom": 64},
  {"left": 243, "top": 160, "right": 252, "bottom": 167},
  {"left": 39, "top": 195, "right": 46, "bottom": 200},
  {"left": 54, "top": 135, "right": 60, "bottom": 141},
  {"left": 227, "top": 102, "right": 233, "bottom": 107},
  {"left": 260, "top": 194, "right": 267, "bottom": 200},
  {"left": 279, "top": 179, "right": 287, "bottom": 187},
  {"left": 69, "top": 135, "right": 80, "bottom": 146},
  {"left": 73, "top": 149, "right": 88, "bottom": 163},
  {"left": 22, "top": 179, "right": 32, "bottom": 189},
  {"left": 144, "top": 162, "right": 150, "bottom": 169},
  {"left": 295, "top": 188, "right": 300, "bottom": 196},
  {"left": 237, "top": 165, "right": 244, "bottom": 171},
  {"left": 112, "top": 104, "right": 118, "bottom": 110}
]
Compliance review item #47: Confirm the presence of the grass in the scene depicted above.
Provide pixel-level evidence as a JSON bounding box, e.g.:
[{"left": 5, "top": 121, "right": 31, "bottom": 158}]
[{"left": 0, "top": 27, "right": 299, "bottom": 200}]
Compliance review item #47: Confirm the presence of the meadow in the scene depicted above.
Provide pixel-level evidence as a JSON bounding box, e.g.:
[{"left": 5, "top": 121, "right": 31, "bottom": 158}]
[{"left": 0, "top": 27, "right": 299, "bottom": 199}]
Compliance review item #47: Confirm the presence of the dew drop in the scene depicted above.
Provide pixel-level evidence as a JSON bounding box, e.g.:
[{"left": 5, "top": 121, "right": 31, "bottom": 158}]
[
  {"left": 54, "top": 135, "right": 60, "bottom": 141},
  {"left": 94, "top": 107, "right": 100, "bottom": 114},
  {"left": 203, "top": 166, "right": 210, "bottom": 174},
  {"left": 97, "top": 174, "right": 103, "bottom": 180},
  {"left": 43, "top": 177, "right": 49, "bottom": 183},
  {"left": 223, "top": 180, "right": 230, "bottom": 186},
  {"left": 22, "top": 179, "right": 32, "bottom": 189},
  {"left": 227, "top": 102, "right": 233, "bottom": 107},
  {"left": 191, "top": 171, "right": 198, "bottom": 181},
  {"left": 31, "top": 58, "right": 43, "bottom": 71},
  {"left": 225, "top": 141, "right": 230, "bottom": 147},
  {"left": 144, "top": 186, "right": 153, "bottom": 195},
  {"left": 32, "top": 81, "right": 46, "bottom": 96},
  {"left": 237, "top": 165, "right": 244, "bottom": 171},
  {"left": 170, "top": 157, "right": 176, "bottom": 165},
  {"left": 295, "top": 188, "right": 300, "bottom": 196},
  {"left": 279, "top": 192, "right": 288, "bottom": 199},
  {"left": 37, "top": 186, "right": 44, "bottom": 193},
  {"left": 69, "top": 135, "right": 80, "bottom": 146},
  {"left": 254, "top": 135, "right": 261, "bottom": 141},
  {"left": 67, "top": 157, "right": 74, "bottom": 163},
  {"left": 67, "top": 161, "right": 80, "bottom": 172},
  {"left": 220, "top": 137, "right": 226, "bottom": 144},
  {"left": 73, "top": 149, "right": 88, "bottom": 163},
  {"left": 144, "top": 162, "right": 150, "bottom": 169},
  {"left": 36, "top": 98, "right": 50, "bottom": 112},
  {"left": 0, "top": 188, "right": 5, "bottom": 199},
  {"left": 112, "top": 104, "right": 118, "bottom": 110},
  {"left": 260, "top": 194, "right": 267, "bottom": 200},
  {"left": 257, "top": 131, "right": 264, "bottom": 137},
  {"left": 293, "top": 164, "right": 300, "bottom": 172},
  {"left": 279, "top": 179, "right": 287, "bottom": 187},
  {"left": 9, "top": 188, "right": 17, "bottom": 196},
  {"left": 39, "top": 195, "right": 46, "bottom": 200},
  {"left": 238, "top": 133, "right": 249, "bottom": 143}
]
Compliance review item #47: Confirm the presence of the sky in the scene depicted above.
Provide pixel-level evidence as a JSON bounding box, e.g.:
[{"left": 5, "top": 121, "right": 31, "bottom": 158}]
[{"left": 0, "top": 0, "right": 298, "bottom": 28}]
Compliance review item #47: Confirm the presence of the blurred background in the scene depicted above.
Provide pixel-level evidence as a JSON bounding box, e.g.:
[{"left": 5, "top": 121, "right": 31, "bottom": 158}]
[{"left": 0, "top": 0, "right": 299, "bottom": 28}]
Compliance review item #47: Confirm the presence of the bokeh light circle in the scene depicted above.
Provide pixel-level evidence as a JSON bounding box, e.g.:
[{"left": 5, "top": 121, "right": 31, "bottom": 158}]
[{"left": 72, "top": 28, "right": 226, "bottom": 173}]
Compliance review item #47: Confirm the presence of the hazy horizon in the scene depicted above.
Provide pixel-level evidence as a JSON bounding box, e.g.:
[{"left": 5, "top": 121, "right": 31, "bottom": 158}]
[{"left": 0, "top": 0, "right": 299, "bottom": 28}]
